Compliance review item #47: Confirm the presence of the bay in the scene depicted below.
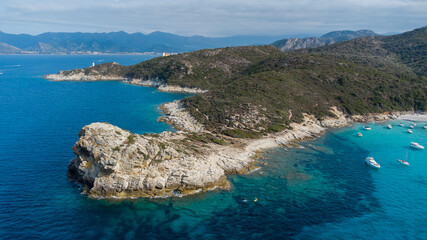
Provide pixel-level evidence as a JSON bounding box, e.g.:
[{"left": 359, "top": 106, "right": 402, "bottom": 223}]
[{"left": 0, "top": 55, "right": 426, "bottom": 240}]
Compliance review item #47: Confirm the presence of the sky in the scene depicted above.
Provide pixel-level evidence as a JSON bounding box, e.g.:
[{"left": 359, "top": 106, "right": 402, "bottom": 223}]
[{"left": 0, "top": 0, "right": 426, "bottom": 37}]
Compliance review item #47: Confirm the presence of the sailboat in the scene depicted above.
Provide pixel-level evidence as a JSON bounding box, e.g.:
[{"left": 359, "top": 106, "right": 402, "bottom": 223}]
[{"left": 397, "top": 149, "right": 410, "bottom": 166}]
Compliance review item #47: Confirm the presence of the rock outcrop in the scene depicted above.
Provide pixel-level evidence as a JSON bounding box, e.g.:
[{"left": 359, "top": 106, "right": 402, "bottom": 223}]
[
  {"left": 45, "top": 64, "right": 207, "bottom": 93},
  {"left": 68, "top": 122, "right": 229, "bottom": 198},
  {"left": 159, "top": 100, "right": 204, "bottom": 132},
  {"left": 45, "top": 62, "right": 127, "bottom": 81},
  {"left": 68, "top": 106, "right": 403, "bottom": 199},
  {"left": 126, "top": 79, "right": 207, "bottom": 93}
]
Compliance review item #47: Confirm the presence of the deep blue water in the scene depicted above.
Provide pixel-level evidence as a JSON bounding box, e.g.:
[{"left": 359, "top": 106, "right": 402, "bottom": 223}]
[{"left": 0, "top": 55, "right": 426, "bottom": 240}]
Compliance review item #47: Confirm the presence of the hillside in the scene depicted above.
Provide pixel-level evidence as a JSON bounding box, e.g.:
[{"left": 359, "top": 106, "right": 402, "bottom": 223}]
[
  {"left": 49, "top": 27, "right": 426, "bottom": 138},
  {"left": 272, "top": 30, "right": 377, "bottom": 52},
  {"left": 0, "top": 31, "right": 286, "bottom": 54}
]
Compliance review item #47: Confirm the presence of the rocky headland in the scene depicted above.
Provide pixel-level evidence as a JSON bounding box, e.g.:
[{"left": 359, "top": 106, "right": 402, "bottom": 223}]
[
  {"left": 68, "top": 100, "right": 411, "bottom": 198},
  {"left": 51, "top": 26, "right": 426, "bottom": 198},
  {"left": 45, "top": 63, "right": 207, "bottom": 93}
]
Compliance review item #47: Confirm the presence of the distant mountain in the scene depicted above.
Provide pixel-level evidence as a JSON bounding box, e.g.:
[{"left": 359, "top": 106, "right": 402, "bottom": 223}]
[
  {"left": 0, "top": 42, "right": 22, "bottom": 54},
  {"left": 0, "top": 31, "right": 288, "bottom": 54},
  {"left": 272, "top": 30, "right": 377, "bottom": 51}
]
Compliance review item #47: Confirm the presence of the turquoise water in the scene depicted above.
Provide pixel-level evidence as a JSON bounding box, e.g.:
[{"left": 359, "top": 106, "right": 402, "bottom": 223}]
[{"left": 0, "top": 56, "right": 426, "bottom": 239}]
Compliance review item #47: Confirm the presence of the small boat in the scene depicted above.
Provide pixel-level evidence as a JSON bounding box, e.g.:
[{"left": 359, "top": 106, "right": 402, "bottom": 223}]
[
  {"left": 408, "top": 129, "right": 413, "bottom": 133},
  {"left": 410, "top": 142, "right": 424, "bottom": 150},
  {"left": 399, "top": 123, "right": 404, "bottom": 127},
  {"left": 365, "top": 157, "right": 380, "bottom": 168},
  {"left": 424, "top": 125, "right": 427, "bottom": 129},
  {"left": 409, "top": 125, "right": 414, "bottom": 129},
  {"left": 357, "top": 132, "right": 363, "bottom": 137},
  {"left": 363, "top": 126, "right": 371, "bottom": 131},
  {"left": 397, "top": 159, "right": 410, "bottom": 166},
  {"left": 412, "top": 122, "right": 416, "bottom": 126},
  {"left": 387, "top": 125, "right": 392, "bottom": 129}
]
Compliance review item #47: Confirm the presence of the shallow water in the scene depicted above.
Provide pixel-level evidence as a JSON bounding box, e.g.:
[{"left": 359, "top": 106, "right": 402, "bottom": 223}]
[{"left": 0, "top": 55, "right": 426, "bottom": 239}]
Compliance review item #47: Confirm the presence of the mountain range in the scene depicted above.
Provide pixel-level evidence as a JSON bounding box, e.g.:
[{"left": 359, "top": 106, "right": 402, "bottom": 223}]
[
  {"left": 0, "top": 29, "right": 378, "bottom": 55},
  {"left": 0, "top": 31, "right": 291, "bottom": 54}
]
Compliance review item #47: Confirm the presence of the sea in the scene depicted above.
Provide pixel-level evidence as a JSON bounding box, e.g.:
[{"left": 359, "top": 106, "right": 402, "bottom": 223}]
[{"left": 0, "top": 55, "right": 426, "bottom": 240}]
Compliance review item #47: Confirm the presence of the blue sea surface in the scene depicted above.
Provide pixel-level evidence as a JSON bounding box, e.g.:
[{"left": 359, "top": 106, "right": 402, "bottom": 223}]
[{"left": 0, "top": 55, "right": 426, "bottom": 240}]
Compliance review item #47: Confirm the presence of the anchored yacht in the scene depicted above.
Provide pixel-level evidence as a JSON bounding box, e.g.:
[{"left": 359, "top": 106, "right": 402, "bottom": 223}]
[
  {"left": 410, "top": 142, "right": 424, "bottom": 150},
  {"left": 365, "top": 157, "right": 380, "bottom": 168}
]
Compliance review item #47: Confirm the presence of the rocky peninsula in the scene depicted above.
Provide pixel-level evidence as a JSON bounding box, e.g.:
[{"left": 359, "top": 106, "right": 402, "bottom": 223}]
[
  {"left": 49, "top": 27, "right": 426, "bottom": 198},
  {"left": 67, "top": 100, "right": 410, "bottom": 198}
]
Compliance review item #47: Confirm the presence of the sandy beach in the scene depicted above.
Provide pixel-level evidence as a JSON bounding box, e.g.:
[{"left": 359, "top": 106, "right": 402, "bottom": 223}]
[{"left": 397, "top": 113, "right": 427, "bottom": 122}]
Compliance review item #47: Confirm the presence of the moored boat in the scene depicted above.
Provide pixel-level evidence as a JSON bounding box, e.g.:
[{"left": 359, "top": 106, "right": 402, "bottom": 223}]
[
  {"left": 397, "top": 159, "right": 410, "bottom": 166},
  {"left": 363, "top": 126, "right": 371, "bottom": 131},
  {"left": 410, "top": 142, "right": 424, "bottom": 150},
  {"left": 365, "top": 157, "right": 380, "bottom": 168},
  {"left": 357, "top": 132, "right": 362, "bottom": 137},
  {"left": 399, "top": 123, "right": 404, "bottom": 127},
  {"left": 409, "top": 125, "right": 414, "bottom": 129},
  {"left": 387, "top": 125, "right": 392, "bottom": 129},
  {"left": 408, "top": 129, "right": 413, "bottom": 133}
]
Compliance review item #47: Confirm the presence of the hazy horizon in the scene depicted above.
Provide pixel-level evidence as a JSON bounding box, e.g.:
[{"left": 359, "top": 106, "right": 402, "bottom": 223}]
[{"left": 1, "top": 0, "right": 426, "bottom": 37}]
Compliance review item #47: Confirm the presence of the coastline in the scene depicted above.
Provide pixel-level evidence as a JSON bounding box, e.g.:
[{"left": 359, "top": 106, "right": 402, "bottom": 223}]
[
  {"left": 47, "top": 60, "right": 426, "bottom": 199},
  {"left": 45, "top": 73, "right": 207, "bottom": 93},
  {"left": 397, "top": 114, "right": 427, "bottom": 122},
  {"left": 68, "top": 92, "right": 424, "bottom": 199}
]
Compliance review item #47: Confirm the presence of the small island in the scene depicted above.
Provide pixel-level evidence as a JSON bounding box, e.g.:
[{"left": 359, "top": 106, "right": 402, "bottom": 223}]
[{"left": 46, "top": 26, "right": 426, "bottom": 198}]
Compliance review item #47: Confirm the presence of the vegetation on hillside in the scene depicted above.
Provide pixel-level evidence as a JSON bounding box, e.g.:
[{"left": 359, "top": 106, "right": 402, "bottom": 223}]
[{"left": 60, "top": 26, "right": 427, "bottom": 138}]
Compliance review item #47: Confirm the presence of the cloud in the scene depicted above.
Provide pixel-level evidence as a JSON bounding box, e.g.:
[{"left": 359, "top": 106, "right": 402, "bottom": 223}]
[{"left": 0, "top": 0, "right": 426, "bottom": 36}]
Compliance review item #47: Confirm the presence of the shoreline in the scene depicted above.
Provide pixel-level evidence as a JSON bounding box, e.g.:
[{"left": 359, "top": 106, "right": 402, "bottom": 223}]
[
  {"left": 397, "top": 114, "right": 427, "bottom": 122},
  {"left": 71, "top": 98, "right": 425, "bottom": 199},
  {"left": 45, "top": 74, "right": 207, "bottom": 93},
  {"left": 52, "top": 72, "right": 425, "bottom": 199}
]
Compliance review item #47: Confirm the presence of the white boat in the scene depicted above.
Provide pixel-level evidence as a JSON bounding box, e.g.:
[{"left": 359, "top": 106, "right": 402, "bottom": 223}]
[
  {"left": 387, "top": 125, "right": 392, "bottom": 129},
  {"left": 365, "top": 157, "right": 380, "bottom": 168},
  {"left": 399, "top": 123, "right": 404, "bottom": 127},
  {"left": 357, "top": 132, "right": 362, "bottom": 137},
  {"left": 410, "top": 142, "right": 424, "bottom": 150},
  {"left": 397, "top": 159, "right": 410, "bottom": 166},
  {"left": 412, "top": 122, "right": 416, "bottom": 126},
  {"left": 409, "top": 125, "right": 414, "bottom": 129},
  {"left": 408, "top": 129, "right": 413, "bottom": 133},
  {"left": 424, "top": 125, "right": 427, "bottom": 129},
  {"left": 363, "top": 126, "right": 371, "bottom": 131}
]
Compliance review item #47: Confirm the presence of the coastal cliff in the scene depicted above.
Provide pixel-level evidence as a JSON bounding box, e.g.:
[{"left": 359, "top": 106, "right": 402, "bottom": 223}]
[
  {"left": 61, "top": 27, "right": 426, "bottom": 198},
  {"left": 68, "top": 103, "right": 405, "bottom": 198}
]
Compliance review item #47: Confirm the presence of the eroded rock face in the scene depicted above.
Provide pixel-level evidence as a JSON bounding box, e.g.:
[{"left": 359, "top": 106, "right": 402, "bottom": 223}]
[
  {"left": 68, "top": 107, "right": 404, "bottom": 199},
  {"left": 68, "top": 122, "right": 228, "bottom": 198}
]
